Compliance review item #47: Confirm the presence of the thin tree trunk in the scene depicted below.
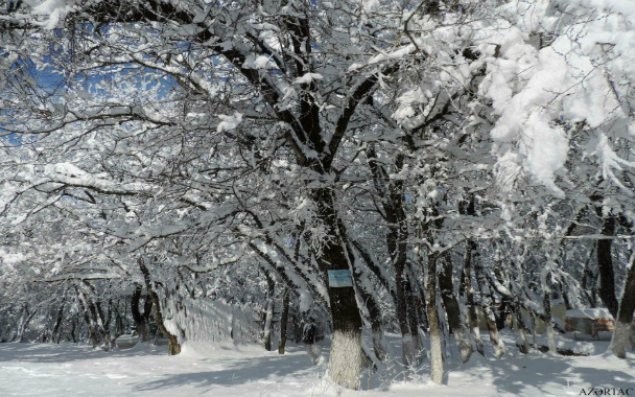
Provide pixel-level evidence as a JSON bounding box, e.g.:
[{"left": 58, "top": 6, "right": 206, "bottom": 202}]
[
  {"left": 476, "top": 265, "right": 504, "bottom": 358},
  {"left": 495, "top": 298, "right": 511, "bottom": 330},
  {"left": 405, "top": 276, "right": 422, "bottom": 361},
  {"left": 581, "top": 246, "right": 598, "bottom": 307},
  {"left": 458, "top": 194, "right": 483, "bottom": 356},
  {"left": 366, "top": 146, "right": 413, "bottom": 367},
  {"left": 93, "top": 298, "right": 112, "bottom": 350},
  {"left": 359, "top": 277, "right": 387, "bottom": 361},
  {"left": 278, "top": 287, "right": 290, "bottom": 355},
  {"left": 138, "top": 258, "right": 181, "bottom": 355},
  {"left": 514, "top": 307, "right": 530, "bottom": 354},
  {"left": 611, "top": 252, "right": 635, "bottom": 358},
  {"left": 462, "top": 239, "right": 483, "bottom": 355},
  {"left": 426, "top": 254, "right": 445, "bottom": 385},
  {"left": 440, "top": 253, "right": 472, "bottom": 363},
  {"left": 52, "top": 304, "right": 65, "bottom": 343},
  {"left": 396, "top": 270, "right": 416, "bottom": 367},
  {"left": 369, "top": 297, "right": 387, "bottom": 362},
  {"left": 76, "top": 288, "right": 103, "bottom": 348},
  {"left": 347, "top": 247, "right": 387, "bottom": 362},
  {"left": 131, "top": 283, "right": 150, "bottom": 342},
  {"left": 15, "top": 304, "right": 35, "bottom": 343},
  {"left": 69, "top": 318, "right": 77, "bottom": 343},
  {"left": 263, "top": 273, "right": 275, "bottom": 351},
  {"left": 112, "top": 302, "right": 124, "bottom": 339},
  {"left": 84, "top": 285, "right": 111, "bottom": 350},
  {"left": 543, "top": 291, "right": 557, "bottom": 353},
  {"left": 596, "top": 212, "right": 619, "bottom": 317}
]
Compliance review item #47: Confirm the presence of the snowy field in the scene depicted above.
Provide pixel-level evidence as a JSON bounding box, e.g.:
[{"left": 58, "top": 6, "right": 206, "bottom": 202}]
[{"left": 1, "top": 337, "right": 632, "bottom": 397}]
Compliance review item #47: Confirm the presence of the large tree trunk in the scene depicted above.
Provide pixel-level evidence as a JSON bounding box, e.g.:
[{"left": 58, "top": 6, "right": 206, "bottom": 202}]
[
  {"left": 310, "top": 187, "right": 363, "bottom": 389},
  {"left": 611, "top": 252, "right": 635, "bottom": 358}
]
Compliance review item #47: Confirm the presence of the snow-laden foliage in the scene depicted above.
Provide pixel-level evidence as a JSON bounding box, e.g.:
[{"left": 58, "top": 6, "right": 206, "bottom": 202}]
[{"left": 1, "top": 0, "right": 634, "bottom": 389}]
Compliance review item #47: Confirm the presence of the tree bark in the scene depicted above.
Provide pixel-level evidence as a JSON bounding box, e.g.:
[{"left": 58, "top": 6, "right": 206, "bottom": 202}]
[
  {"left": 350, "top": 260, "right": 387, "bottom": 361},
  {"left": 476, "top": 264, "right": 504, "bottom": 358},
  {"left": 138, "top": 258, "right": 181, "bottom": 355},
  {"left": 440, "top": 253, "right": 472, "bottom": 362},
  {"left": 83, "top": 283, "right": 112, "bottom": 350},
  {"left": 15, "top": 303, "right": 35, "bottom": 343},
  {"left": 405, "top": 276, "right": 423, "bottom": 361},
  {"left": 514, "top": 308, "right": 530, "bottom": 354},
  {"left": 366, "top": 146, "right": 415, "bottom": 367},
  {"left": 462, "top": 239, "right": 483, "bottom": 355},
  {"left": 75, "top": 285, "right": 110, "bottom": 349},
  {"left": 596, "top": 211, "right": 619, "bottom": 317},
  {"left": 69, "top": 319, "right": 77, "bottom": 343},
  {"left": 611, "top": 252, "right": 635, "bottom": 358},
  {"left": 52, "top": 303, "right": 65, "bottom": 343},
  {"left": 426, "top": 254, "right": 445, "bottom": 384},
  {"left": 458, "top": 194, "right": 483, "bottom": 356},
  {"left": 543, "top": 291, "right": 557, "bottom": 353},
  {"left": 112, "top": 301, "right": 124, "bottom": 339},
  {"left": 310, "top": 187, "right": 363, "bottom": 390},
  {"left": 131, "top": 283, "right": 150, "bottom": 342},
  {"left": 278, "top": 287, "right": 290, "bottom": 355},
  {"left": 77, "top": 293, "right": 100, "bottom": 348},
  {"left": 263, "top": 273, "right": 275, "bottom": 351}
]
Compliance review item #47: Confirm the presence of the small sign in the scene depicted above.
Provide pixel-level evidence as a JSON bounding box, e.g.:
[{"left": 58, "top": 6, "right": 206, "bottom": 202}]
[{"left": 327, "top": 269, "right": 353, "bottom": 288}]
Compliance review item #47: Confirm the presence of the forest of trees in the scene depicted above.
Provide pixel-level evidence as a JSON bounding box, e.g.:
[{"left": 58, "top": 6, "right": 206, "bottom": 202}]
[{"left": 0, "top": 0, "right": 634, "bottom": 389}]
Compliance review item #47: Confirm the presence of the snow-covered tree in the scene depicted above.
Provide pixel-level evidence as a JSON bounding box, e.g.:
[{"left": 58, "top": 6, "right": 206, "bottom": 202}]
[{"left": 1, "top": 0, "right": 634, "bottom": 389}]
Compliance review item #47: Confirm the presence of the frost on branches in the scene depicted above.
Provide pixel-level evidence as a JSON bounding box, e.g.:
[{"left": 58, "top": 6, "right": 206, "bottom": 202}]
[{"left": 0, "top": 0, "right": 634, "bottom": 391}]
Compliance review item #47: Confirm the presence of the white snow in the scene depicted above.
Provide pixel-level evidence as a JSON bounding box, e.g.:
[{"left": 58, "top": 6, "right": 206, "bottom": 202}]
[
  {"left": 328, "top": 331, "right": 363, "bottom": 390},
  {"left": 349, "top": 44, "right": 415, "bottom": 72},
  {"left": 216, "top": 113, "right": 243, "bottom": 133},
  {"left": 242, "top": 55, "right": 274, "bottom": 70},
  {"left": 360, "top": 0, "right": 379, "bottom": 13},
  {"left": 293, "top": 73, "right": 323, "bottom": 85},
  {"left": 565, "top": 308, "right": 614, "bottom": 320},
  {"left": 32, "top": 0, "right": 73, "bottom": 29},
  {"left": 1, "top": 334, "right": 632, "bottom": 397}
]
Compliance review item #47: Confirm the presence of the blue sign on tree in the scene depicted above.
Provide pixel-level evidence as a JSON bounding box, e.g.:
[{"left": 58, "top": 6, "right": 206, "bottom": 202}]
[{"left": 327, "top": 269, "right": 353, "bottom": 288}]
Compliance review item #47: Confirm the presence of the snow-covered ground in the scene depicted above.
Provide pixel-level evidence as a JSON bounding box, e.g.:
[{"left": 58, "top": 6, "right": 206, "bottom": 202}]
[{"left": 0, "top": 336, "right": 633, "bottom": 397}]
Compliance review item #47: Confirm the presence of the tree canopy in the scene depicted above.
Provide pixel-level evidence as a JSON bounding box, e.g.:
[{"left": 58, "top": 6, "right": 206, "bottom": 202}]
[{"left": 1, "top": 0, "right": 634, "bottom": 388}]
